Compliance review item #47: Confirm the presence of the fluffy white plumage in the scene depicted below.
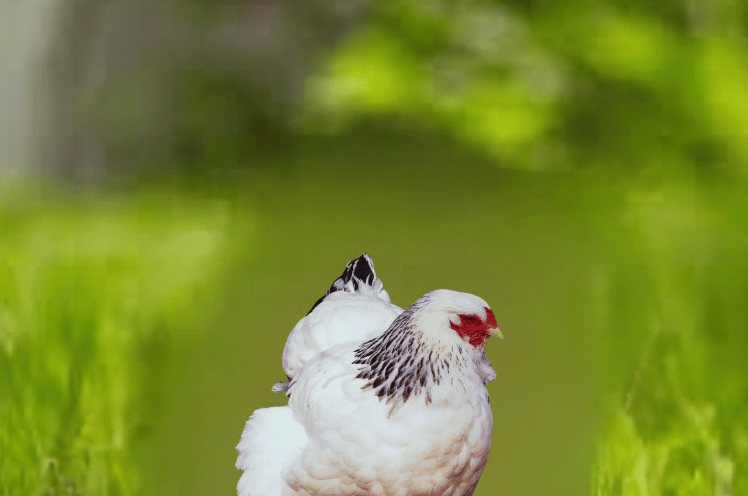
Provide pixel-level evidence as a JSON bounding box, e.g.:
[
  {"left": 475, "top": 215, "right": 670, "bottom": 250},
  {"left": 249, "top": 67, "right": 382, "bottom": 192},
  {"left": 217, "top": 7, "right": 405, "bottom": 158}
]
[
  {"left": 237, "top": 254, "right": 502, "bottom": 496},
  {"left": 273, "top": 254, "right": 403, "bottom": 393}
]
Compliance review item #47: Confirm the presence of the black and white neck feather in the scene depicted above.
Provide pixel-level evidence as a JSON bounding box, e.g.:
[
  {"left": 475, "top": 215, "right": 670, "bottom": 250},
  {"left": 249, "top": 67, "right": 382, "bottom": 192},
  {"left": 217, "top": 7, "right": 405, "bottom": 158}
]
[{"left": 353, "top": 290, "right": 498, "bottom": 412}]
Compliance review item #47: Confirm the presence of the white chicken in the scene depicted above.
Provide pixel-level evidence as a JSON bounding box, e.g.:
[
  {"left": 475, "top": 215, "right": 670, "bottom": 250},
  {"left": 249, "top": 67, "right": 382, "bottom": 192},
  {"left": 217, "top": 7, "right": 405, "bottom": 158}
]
[{"left": 236, "top": 254, "right": 502, "bottom": 496}]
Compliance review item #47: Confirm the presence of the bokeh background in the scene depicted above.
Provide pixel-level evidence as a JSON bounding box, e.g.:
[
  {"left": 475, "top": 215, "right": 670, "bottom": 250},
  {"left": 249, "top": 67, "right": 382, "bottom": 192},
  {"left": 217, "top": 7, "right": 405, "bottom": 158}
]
[{"left": 2, "top": 1, "right": 748, "bottom": 495}]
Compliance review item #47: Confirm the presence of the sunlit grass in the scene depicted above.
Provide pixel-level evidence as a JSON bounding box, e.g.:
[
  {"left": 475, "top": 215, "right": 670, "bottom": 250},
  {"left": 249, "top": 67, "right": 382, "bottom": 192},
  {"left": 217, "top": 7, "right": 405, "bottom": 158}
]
[
  {"left": 590, "top": 183, "right": 748, "bottom": 496},
  {"left": 0, "top": 183, "right": 246, "bottom": 495},
  {"left": 1, "top": 157, "right": 746, "bottom": 496}
]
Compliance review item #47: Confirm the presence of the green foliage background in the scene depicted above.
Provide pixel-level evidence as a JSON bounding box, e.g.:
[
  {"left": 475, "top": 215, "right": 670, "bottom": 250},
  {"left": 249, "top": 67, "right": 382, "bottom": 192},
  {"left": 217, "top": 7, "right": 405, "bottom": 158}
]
[{"left": 2, "top": 1, "right": 748, "bottom": 495}]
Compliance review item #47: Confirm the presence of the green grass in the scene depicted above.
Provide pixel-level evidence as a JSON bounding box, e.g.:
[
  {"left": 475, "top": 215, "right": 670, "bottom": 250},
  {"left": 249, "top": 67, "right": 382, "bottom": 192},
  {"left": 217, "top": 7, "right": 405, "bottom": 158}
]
[
  {"left": 589, "top": 183, "right": 748, "bottom": 496},
  {"left": 1, "top": 138, "right": 747, "bottom": 495},
  {"left": 0, "top": 184, "right": 248, "bottom": 495}
]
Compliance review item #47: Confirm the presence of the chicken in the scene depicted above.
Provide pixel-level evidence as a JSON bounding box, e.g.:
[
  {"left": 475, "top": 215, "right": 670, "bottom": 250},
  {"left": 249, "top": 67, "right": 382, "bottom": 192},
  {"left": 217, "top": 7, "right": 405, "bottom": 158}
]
[{"left": 236, "top": 255, "right": 502, "bottom": 496}]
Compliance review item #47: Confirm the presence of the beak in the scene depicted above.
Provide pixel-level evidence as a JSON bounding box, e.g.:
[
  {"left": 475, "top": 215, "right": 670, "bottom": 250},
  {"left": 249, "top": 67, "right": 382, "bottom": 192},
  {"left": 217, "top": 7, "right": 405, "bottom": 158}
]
[{"left": 489, "top": 327, "right": 503, "bottom": 339}]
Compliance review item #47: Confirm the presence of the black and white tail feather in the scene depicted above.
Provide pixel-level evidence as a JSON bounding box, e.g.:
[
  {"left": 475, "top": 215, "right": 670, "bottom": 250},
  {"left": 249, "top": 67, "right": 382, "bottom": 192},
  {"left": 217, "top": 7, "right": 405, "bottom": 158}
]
[
  {"left": 272, "top": 253, "right": 396, "bottom": 393},
  {"left": 306, "top": 253, "right": 383, "bottom": 315}
]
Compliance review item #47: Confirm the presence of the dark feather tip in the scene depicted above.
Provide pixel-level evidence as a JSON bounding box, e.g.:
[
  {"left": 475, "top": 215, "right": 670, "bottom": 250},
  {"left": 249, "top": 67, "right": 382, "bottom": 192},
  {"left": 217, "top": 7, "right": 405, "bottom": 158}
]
[{"left": 306, "top": 253, "right": 377, "bottom": 315}]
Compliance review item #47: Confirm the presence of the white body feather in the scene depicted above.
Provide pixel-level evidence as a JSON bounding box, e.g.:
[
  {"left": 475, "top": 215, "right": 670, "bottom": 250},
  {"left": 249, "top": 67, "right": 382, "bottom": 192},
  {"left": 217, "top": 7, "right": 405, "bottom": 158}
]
[
  {"left": 236, "top": 407, "right": 308, "bottom": 496},
  {"left": 281, "top": 290, "right": 403, "bottom": 381},
  {"left": 284, "top": 344, "right": 492, "bottom": 496}
]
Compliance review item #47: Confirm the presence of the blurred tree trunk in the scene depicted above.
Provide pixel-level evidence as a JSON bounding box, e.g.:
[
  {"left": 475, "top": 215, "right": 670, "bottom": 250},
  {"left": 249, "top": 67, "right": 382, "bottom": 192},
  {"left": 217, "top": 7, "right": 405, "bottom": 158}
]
[
  {"left": 1, "top": 1, "right": 62, "bottom": 173},
  {"left": 1, "top": 0, "right": 367, "bottom": 179}
]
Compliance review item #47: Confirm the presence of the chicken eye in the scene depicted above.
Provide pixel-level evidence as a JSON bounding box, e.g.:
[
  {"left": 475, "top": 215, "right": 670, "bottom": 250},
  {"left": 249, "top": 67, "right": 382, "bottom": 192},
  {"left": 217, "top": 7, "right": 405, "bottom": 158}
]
[{"left": 464, "top": 316, "right": 479, "bottom": 324}]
